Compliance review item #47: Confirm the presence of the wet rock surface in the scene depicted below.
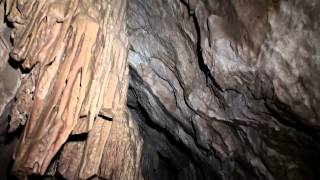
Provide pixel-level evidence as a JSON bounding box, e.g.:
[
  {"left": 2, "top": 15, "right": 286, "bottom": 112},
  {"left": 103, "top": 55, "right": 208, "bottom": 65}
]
[{"left": 127, "top": 0, "right": 320, "bottom": 179}]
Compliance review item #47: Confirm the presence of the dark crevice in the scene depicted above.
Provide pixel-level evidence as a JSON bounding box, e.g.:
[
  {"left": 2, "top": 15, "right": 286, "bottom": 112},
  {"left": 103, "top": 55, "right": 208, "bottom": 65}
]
[
  {"left": 156, "top": 152, "right": 179, "bottom": 180},
  {"left": 129, "top": 65, "right": 195, "bottom": 137},
  {"left": 265, "top": 100, "right": 320, "bottom": 143},
  {"left": 8, "top": 57, "right": 31, "bottom": 74},
  {"left": 97, "top": 114, "right": 113, "bottom": 121},
  {"left": 127, "top": 75, "right": 223, "bottom": 180},
  {"left": 179, "top": 0, "right": 226, "bottom": 107},
  {"left": 179, "top": 0, "right": 216, "bottom": 88},
  {"left": 133, "top": 99, "right": 194, "bottom": 161},
  {"left": 67, "top": 133, "right": 88, "bottom": 142},
  {"left": 179, "top": 0, "right": 193, "bottom": 15},
  {"left": 129, "top": 102, "right": 212, "bottom": 180},
  {"left": 0, "top": 123, "right": 22, "bottom": 180},
  {"left": 191, "top": 9, "right": 223, "bottom": 93},
  {"left": 5, "top": 121, "right": 23, "bottom": 143}
]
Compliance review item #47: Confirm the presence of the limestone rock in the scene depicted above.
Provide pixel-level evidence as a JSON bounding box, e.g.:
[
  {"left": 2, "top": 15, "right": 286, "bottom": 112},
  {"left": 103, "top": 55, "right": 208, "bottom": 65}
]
[
  {"left": 2, "top": 0, "right": 138, "bottom": 178},
  {"left": 127, "top": 0, "right": 320, "bottom": 179}
]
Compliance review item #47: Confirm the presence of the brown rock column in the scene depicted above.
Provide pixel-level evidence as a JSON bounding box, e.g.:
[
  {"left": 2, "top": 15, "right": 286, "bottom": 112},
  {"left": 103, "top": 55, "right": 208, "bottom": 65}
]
[{"left": 5, "top": 0, "right": 132, "bottom": 178}]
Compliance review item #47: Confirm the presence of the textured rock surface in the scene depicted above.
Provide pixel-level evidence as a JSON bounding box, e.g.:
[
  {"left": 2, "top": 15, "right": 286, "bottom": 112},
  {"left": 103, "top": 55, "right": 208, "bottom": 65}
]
[
  {"left": 127, "top": 0, "right": 320, "bottom": 179},
  {"left": 0, "top": 0, "right": 142, "bottom": 179},
  {"left": 0, "top": 0, "right": 320, "bottom": 179},
  {"left": 0, "top": 21, "right": 20, "bottom": 141}
]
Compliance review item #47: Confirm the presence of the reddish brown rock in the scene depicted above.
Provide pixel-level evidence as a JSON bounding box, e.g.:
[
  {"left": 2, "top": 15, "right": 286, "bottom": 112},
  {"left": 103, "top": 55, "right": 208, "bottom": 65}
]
[{"left": 3, "top": 0, "right": 137, "bottom": 178}]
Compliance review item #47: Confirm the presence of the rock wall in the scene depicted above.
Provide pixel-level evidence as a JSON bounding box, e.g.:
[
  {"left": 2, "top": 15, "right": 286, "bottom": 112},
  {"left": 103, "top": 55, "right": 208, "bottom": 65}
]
[
  {"left": 0, "top": 0, "right": 319, "bottom": 179},
  {"left": 127, "top": 0, "right": 320, "bottom": 179}
]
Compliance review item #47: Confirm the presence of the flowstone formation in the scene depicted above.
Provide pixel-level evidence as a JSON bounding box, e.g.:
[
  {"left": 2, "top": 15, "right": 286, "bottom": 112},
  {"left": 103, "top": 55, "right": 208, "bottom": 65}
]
[{"left": 0, "top": 0, "right": 142, "bottom": 179}]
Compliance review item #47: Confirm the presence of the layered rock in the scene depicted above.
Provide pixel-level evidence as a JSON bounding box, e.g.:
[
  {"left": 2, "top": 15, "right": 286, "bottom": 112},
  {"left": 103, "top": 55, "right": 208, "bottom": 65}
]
[{"left": 127, "top": 0, "right": 320, "bottom": 179}]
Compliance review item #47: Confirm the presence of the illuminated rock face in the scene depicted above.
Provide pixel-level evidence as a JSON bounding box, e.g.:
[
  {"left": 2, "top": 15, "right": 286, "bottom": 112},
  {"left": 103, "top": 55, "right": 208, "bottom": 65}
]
[
  {"left": 0, "top": 0, "right": 320, "bottom": 179},
  {"left": 126, "top": 0, "right": 320, "bottom": 179}
]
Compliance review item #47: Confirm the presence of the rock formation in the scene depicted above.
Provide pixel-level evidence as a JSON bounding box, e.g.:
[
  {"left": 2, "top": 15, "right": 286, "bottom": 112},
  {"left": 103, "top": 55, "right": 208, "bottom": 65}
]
[
  {"left": 1, "top": 0, "right": 142, "bottom": 179},
  {"left": 0, "top": 0, "right": 320, "bottom": 179},
  {"left": 126, "top": 0, "right": 320, "bottom": 179}
]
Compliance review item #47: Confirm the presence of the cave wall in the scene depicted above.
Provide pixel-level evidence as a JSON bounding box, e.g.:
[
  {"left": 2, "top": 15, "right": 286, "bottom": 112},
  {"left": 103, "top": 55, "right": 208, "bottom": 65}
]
[
  {"left": 0, "top": 0, "right": 320, "bottom": 180},
  {"left": 126, "top": 0, "right": 320, "bottom": 179}
]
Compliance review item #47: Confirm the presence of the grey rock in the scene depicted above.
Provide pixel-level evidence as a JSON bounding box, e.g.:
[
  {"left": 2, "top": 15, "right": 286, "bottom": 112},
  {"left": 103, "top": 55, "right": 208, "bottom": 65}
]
[
  {"left": 127, "top": 0, "right": 320, "bottom": 179},
  {"left": 0, "top": 24, "right": 20, "bottom": 140}
]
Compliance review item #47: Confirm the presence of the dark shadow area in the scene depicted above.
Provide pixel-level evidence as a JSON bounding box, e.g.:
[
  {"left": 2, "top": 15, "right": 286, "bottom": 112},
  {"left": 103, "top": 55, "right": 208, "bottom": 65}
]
[
  {"left": 0, "top": 121, "right": 23, "bottom": 180},
  {"left": 8, "top": 57, "right": 31, "bottom": 74},
  {"left": 127, "top": 67, "right": 222, "bottom": 180},
  {"left": 67, "top": 133, "right": 88, "bottom": 142}
]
